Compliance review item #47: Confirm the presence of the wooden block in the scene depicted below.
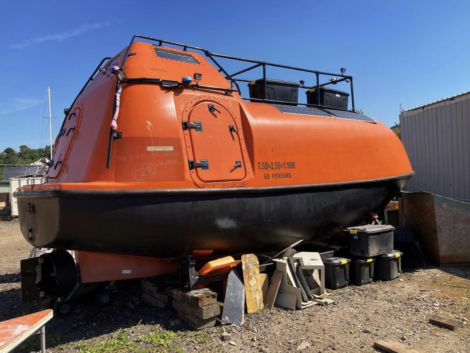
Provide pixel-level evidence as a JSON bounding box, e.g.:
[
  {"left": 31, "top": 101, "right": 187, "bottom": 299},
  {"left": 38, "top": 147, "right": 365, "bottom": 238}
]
[
  {"left": 172, "top": 289, "right": 189, "bottom": 302},
  {"left": 189, "top": 291, "right": 217, "bottom": 307},
  {"left": 259, "top": 273, "right": 268, "bottom": 301},
  {"left": 429, "top": 314, "right": 464, "bottom": 330},
  {"left": 141, "top": 279, "right": 159, "bottom": 293},
  {"left": 374, "top": 339, "right": 422, "bottom": 353},
  {"left": 241, "top": 254, "right": 264, "bottom": 313},
  {"left": 142, "top": 287, "right": 172, "bottom": 304},
  {"left": 142, "top": 293, "right": 167, "bottom": 309},
  {"left": 172, "top": 300, "right": 220, "bottom": 319},
  {"left": 171, "top": 288, "right": 217, "bottom": 307},
  {"left": 177, "top": 311, "right": 216, "bottom": 330},
  {"left": 265, "top": 270, "right": 283, "bottom": 309}
]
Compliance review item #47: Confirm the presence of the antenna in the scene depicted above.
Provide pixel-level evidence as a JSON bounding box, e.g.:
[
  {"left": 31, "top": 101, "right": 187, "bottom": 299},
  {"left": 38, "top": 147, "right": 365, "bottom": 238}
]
[{"left": 47, "top": 86, "right": 53, "bottom": 160}]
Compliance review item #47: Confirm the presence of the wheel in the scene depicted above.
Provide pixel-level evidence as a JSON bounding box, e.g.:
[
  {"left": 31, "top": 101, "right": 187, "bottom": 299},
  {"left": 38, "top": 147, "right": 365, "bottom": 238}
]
[
  {"left": 94, "top": 290, "right": 113, "bottom": 307},
  {"left": 53, "top": 300, "right": 74, "bottom": 318}
]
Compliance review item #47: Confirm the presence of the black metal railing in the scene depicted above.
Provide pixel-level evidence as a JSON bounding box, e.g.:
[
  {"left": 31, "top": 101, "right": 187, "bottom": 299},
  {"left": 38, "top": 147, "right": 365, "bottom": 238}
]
[{"left": 120, "top": 35, "right": 356, "bottom": 112}]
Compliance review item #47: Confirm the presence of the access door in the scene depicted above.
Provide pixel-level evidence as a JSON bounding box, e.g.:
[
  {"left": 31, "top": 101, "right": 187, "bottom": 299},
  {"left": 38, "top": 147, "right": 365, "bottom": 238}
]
[{"left": 185, "top": 101, "right": 246, "bottom": 182}]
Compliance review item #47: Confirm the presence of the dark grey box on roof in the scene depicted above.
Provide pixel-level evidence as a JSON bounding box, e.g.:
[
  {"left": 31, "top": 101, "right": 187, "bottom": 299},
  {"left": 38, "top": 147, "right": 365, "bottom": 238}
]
[
  {"left": 248, "top": 78, "right": 299, "bottom": 105},
  {"left": 306, "top": 87, "right": 349, "bottom": 110}
]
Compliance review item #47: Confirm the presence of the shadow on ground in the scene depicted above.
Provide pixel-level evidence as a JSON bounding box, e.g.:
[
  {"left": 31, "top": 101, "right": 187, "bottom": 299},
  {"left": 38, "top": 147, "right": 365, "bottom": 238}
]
[
  {"left": 8, "top": 280, "right": 191, "bottom": 352},
  {"left": 0, "top": 273, "right": 21, "bottom": 284}
]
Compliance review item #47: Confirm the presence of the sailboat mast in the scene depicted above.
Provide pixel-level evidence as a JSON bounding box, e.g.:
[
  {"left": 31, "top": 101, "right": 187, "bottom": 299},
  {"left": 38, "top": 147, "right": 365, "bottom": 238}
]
[{"left": 47, "top": 85, "right": 53, "bottom": 160}]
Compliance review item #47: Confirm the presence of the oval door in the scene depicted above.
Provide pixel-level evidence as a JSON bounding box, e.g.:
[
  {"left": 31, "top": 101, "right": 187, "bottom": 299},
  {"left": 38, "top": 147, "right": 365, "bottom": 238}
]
[{"left": 187, "top": 101, "right": 246, "bottom": 182}]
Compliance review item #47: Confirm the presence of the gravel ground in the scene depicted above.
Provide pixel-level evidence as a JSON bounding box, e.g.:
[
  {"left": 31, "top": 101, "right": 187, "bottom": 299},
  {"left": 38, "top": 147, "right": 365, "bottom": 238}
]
[{"left": 1, "top": 219, "right": 469, "bottom": 353}]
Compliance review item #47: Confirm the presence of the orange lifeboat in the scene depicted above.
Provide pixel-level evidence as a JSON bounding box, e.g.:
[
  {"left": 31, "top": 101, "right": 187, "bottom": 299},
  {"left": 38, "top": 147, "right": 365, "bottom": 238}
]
[{"left": 16, "top": 35, "right": 413, "bottom": 259}]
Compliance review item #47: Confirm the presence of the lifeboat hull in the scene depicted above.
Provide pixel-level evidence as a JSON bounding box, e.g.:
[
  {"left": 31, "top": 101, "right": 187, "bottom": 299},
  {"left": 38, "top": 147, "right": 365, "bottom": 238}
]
[{"left": 17, "top": 174, "right": 409, "bottom": 258}]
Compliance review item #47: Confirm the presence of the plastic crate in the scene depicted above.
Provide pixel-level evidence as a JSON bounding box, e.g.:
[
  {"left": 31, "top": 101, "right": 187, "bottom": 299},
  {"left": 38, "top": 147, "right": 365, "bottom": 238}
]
[
  {"left": 351, "top": 257, "right": 375, "bottom": 286},
  {"left": 345, "top": 224, "right": 394, "bottom": 257},
  {"left": 306, "top": 87, "right": 349, "bottom": 109},
  {"left": 248, "top": 78, "right": 299, "bottom": 105},
  {"left": 323, "top": 257, "right": 350, "bottom": 290},
  {"left": 375, "top": 250, "right": 403, "bottom": 281}
]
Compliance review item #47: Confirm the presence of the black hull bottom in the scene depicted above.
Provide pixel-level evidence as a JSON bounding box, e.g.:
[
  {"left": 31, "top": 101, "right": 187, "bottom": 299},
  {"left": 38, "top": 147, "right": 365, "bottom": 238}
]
[{"left": 17, "top": 177, "right": 409, "bottom": 258}]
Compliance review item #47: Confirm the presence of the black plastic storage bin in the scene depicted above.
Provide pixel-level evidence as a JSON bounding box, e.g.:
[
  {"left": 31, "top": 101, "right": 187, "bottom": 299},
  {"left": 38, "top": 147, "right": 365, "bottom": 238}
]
[
  {"left": 248, "top": 79, "right": 299, "bottom": 105},
  {"left": 345, "top": 224, "right": 394, "bottom": 257},
  {"left": 375, "top": 250, "right": 403, "bottom": 281},
  {"left": 323, "top": 257, "right": 350, "bottom": 290},
  {"left": 351, "top": 257, "right": 375, "bottom": 286},
  {"left": 306, "top": 87, "right": 349, "bottom": 109}
]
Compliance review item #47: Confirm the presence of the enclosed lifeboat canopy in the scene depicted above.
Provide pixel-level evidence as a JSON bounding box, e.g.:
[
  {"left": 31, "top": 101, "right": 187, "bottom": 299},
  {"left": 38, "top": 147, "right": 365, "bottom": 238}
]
[{"left": 16, "top": 35, "right": 413, "bottom": 258}]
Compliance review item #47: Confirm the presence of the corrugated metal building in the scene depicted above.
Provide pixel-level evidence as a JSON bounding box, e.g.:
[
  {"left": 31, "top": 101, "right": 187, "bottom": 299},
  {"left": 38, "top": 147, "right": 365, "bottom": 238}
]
[{"left": 400, "top": 91, "right": 470, "bottom": 202}]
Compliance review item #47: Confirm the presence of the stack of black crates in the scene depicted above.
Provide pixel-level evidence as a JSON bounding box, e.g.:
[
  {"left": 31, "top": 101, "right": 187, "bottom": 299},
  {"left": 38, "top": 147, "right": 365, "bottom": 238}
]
[
  {"left": 346, "top": 225, "right": 402, "bottom": 285},
  {"left": 322, "top": 225, "right": 403, "bottom": 290}
]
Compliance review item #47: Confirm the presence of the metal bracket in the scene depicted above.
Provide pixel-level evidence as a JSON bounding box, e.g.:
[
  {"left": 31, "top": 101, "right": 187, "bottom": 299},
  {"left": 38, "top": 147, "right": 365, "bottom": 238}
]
[
  {"left": 182, "top": 121, "right": 203, "bottom": 132},
  {"left": 112, "top": 132, "right": 122, "bottom": 139},
  {"left": 188, "top": 159, "right": 209, "bottom": 170}
]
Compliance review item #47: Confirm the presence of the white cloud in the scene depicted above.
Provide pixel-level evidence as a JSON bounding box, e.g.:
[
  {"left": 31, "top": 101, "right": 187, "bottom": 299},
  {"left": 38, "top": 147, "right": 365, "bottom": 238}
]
[
  {"left": 10, "top": 22, "right": 111, "bottom": 49},
  {"left": 0, "top": 98, "right": 42, "bottom": 115}
]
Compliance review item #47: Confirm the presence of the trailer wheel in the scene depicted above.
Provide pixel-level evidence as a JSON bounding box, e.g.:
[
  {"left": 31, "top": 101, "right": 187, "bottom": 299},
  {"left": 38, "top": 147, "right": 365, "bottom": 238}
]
[
  {"left": 53, "top": 300, "right": 74, "bottom": 318},
  {"left": 95, "top": 290, "right": 113, "bottom": 307}
]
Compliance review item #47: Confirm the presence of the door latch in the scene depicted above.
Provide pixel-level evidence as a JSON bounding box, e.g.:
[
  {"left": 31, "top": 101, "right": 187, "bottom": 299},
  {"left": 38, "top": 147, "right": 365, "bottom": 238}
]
[
  {"left": 208, "top": 104, "right": 221, "bottom": 114},
  {"left": 228, "top": 125, "right": 239, "bottom": 136},
  {"left": 182, "top": 121, "right": 203, "bottom": 132},
  {"left": 188, "top": 159, "right": 209, "bottom": 170}
]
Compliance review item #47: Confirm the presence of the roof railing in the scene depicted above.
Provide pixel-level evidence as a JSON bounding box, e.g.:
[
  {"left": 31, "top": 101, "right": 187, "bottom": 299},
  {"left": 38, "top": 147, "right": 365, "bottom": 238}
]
[{"left": 121, "top": 35, "right": 356, "bottom": 112}]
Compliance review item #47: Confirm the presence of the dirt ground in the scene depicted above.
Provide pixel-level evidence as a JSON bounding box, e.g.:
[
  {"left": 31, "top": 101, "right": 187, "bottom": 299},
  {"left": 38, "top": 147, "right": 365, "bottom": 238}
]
[{"left": 1, "top": 219, "right": 469, "bottom": 353}]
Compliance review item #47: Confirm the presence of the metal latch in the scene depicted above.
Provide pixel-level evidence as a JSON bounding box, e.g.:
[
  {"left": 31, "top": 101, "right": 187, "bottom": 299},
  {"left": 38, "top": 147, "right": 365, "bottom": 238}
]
[
  {"left": 188, "top": 159, "right": 209, "bottom": 170},
  {"left": 208, "top": 104, "right": 221, "bottom": 114},
  {"left": 229, "top": 125, "right": 239, "bottom": 136},
  {"left": 182, "top": 121, "right": 203, "bottom": 132}
]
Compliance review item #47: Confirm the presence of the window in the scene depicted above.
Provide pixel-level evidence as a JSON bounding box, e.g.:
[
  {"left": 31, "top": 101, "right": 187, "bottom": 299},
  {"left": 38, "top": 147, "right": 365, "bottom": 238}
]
[{"left": 154, "top": 48, "right": 199, "bottom": 64}]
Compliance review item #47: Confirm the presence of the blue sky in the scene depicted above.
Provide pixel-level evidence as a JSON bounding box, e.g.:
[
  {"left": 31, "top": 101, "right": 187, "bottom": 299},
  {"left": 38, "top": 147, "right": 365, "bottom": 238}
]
[{"left": 1, "top": 0, "right": 470, "bottom": 151}]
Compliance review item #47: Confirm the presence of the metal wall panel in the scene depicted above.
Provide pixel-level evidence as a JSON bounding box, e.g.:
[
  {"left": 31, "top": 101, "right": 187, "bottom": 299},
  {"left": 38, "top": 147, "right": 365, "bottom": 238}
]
[{"left": 400, "top": 94, "right": 470, "bottom": 202}]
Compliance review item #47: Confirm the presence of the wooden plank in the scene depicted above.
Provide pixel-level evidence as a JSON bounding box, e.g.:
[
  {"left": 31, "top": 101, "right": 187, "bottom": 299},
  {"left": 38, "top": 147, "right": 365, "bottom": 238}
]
[
  {"left": 241, "top": 254, "right": 264, "bottom": 313},
  {"left": 374, "top": 339, "right": 422, "bottom": 353},
  {"left": 177, "top": 311, "right": 216, "bottom": 330},
  {"left": 189, "top": 291, "right": 217, "bottom": 308},
  {"left": 0, "top": 309, "right": 53, "bottom": 353},
  {"left": 259, "top": 273, "right": 268, "bottom": 301},
  {"left": 172, "top": 300, "right": 220, "bottom": 320},
  {"left": 264, "top": 270, "right": 283, "bottom": 309},
  {"left": 429, "top": 314, "right": 464, "bottom": 330},
  {"left": 142, "top": 293, "right": 167, "bottom": 309},
  {"left": 141, "top": 287, "right": 173, "bottom": 304},
  {"left": 171, "top": 289, "right": 216, "bottom": 307}
]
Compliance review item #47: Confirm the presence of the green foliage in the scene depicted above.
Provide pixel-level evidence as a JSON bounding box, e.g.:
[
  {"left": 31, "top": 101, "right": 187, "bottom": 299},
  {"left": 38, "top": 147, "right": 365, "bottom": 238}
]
[
  {"left": 77, "top": 329, "right": 145, "bottom": 353},
  {"left": 0, "top": 145, "right": 52, "bottom": 179},
  {"left": 355, "top": 108, "right": 364, "bottom": 114},
  {"left": 140, "top": 330, "right": 175, "bottom": 348}
]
